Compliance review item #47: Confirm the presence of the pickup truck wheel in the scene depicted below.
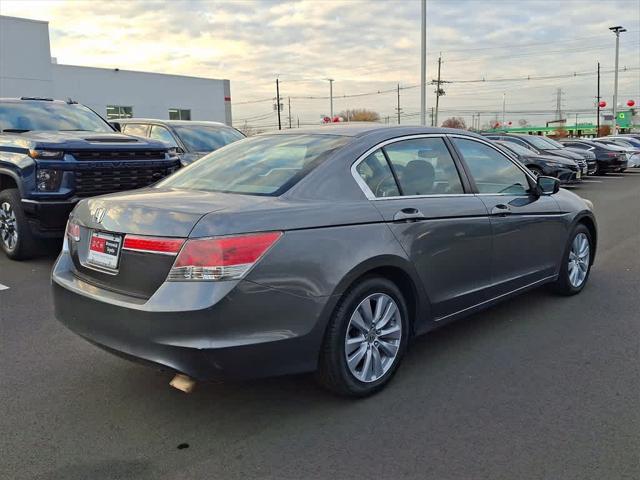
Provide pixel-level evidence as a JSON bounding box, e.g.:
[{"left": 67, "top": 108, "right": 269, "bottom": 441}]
[{"left": 0, "top": 189, "right": 37, "bottom": 260}]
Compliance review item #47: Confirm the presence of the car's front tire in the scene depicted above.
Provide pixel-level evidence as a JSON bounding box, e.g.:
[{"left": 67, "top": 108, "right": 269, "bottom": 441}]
[
  {"left": 550, "top": 223, "right": 593, "bottom": 296},
  {"left": 0, "top": 189, "right": 37, "bottom": 260},
  {"left": 316, "top": 276, "right": 409, "bottom": 397}
]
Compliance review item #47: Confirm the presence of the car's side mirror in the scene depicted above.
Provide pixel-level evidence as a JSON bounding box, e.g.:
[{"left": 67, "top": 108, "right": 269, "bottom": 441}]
[{"left": 536, "top": 175, "right": 560, "bottom": 195}]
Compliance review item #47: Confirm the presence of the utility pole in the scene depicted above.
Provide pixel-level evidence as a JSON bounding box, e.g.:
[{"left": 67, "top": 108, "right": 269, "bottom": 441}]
[
  {"left": 287, "top": 97, "right": 292, "bottom": 129},
  {"left": 434, "top": 55, "right": 442, "bottom": 127},
  {"left": 610, "top": 26, "right": 627, "bottom": 132},
  {"left": 502, "top": 92, "right": 506, "bottom": 130},
  {"left": 555, "top": 88, "right": 564, "bottom": 121},
  {"left": 275, "top": 78, "right": 281, "bottom": 130},
  {"left": 396, "top": 83, "right": 401, "bottom": 124},
  {"left": 477, "top": 112, "right": 481, "bottom": 131},
  {"left": 326, "top": 78, "right": 334, "bottom": 118},
  {"left": 430, "top": 107, "right": 435, "bottom": 127},
  {"left": 597, "top": 62, "right": 601, "bottom": 133},
  {"left": 420, "top": 0, "right": 426, "bottom": 126}
]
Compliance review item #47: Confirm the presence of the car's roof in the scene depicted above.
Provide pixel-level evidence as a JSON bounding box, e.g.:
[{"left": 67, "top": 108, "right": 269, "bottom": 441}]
[
  {"left": 0, "top": 97, "right": 70, "bottom": 104},
  {"left": 113, "top": 118, "right": 229, "bottom": 127},
  {"left": 263, "top": 123, "right": 484, "bottom": 139}
]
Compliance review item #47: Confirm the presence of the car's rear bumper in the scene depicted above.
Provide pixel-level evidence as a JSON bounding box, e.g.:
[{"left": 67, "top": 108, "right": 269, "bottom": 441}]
[
  {"left": 51, "top": 252, "right": 331, "bottom": 380},
  {"left": 597, "top": 159, "right": 628, "bottom": 172},
  {"left": 22, "top": 198, "right": 76, "bottom": 238}
]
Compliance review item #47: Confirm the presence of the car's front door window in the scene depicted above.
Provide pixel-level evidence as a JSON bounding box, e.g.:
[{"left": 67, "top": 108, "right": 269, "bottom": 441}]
[
  {"left": 383, "top": 137, "right": 464, "bottom": 196},
  {"left": 452, "top": 138, "right": 530, "bottom": 195}
]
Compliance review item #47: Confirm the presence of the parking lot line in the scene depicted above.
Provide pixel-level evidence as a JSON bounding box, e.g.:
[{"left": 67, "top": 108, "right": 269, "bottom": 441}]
[
  {"left": 582, "top": 180, "right": 603, "bottom": 183},
  {"left": 0, "top": 283, "right": 9, "bottom": 291}
]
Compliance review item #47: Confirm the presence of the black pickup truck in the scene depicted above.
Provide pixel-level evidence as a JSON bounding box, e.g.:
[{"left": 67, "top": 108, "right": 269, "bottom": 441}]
[{"left": 0, "top": 97, "right": 181, "bottom": 260}]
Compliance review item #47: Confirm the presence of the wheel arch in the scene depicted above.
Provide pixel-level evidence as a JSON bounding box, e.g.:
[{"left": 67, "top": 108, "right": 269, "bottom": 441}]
[
  {"left": 0, "top": 169, "right": 20, "bottom": 194},
  {"left": 574, "top": 213, "right": 597, "bottom": 263},
  {"left": 325, "top": 254, "right": 431, "bottom": 337}
]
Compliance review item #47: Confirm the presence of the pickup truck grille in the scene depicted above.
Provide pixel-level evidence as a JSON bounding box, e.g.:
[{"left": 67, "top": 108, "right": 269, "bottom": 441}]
[
  {"left": 74, "top": 165, "right": 178, "bottom": 197},
  {"left": 70, "top": 150, "right": 167, "bottom": 161}
]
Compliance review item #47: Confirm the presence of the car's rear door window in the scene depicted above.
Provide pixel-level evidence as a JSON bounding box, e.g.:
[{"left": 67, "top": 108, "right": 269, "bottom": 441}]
[
  {"left": 157, "top": 134, "right": 350, "bottom": 196},
  {"left": 452, "top": 138, "right": 531, "bottom": 195},
  {"left": 355, "top": 150, "right": 400, "bottom": 197},
  {"left": 383, "top": 138, "right": 464, "bottom": 195}
]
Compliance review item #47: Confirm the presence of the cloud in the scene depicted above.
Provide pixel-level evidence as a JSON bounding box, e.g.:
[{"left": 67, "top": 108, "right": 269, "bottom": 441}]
[{"left": 1, "top": 0, "right": 638, "bottom": 127}]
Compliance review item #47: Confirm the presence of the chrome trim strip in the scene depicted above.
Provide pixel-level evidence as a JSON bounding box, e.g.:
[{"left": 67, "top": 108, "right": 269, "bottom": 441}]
[
  {"left": 434, "top": 274, "right": 556, "bottom": 322},
  {"left": 121, "top": 246, "right": 178, "bottom": 256},
  {"left": 350, "top": 133, "right": 465, "bottom": 200},
  {"left": 350, "top": 133, "right": 539, "bottom": 200}
]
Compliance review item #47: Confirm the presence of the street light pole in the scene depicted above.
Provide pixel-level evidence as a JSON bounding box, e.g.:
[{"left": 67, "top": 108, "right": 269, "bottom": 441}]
[
  {"left": 610, "top": 26, "right": 626, "bottom": 132},
  {"left": 420, "top": 0, "right": 426, "bottom": 126}
]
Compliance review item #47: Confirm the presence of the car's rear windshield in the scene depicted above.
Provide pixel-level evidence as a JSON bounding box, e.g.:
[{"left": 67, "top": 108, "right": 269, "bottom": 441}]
[
  {"left": 174, "top": 125, "right": 244, "bottom": 152},
  {"left": 157, "top": 134, "right": 350, "bottom": 196},
  {"left": 0, "top": 101, "right": 113, "bottom": 132}
]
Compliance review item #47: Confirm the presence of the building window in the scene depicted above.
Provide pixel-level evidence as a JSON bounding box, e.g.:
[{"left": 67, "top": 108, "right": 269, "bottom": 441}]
[
  {"left": 106, "top": 105, "right": 133, "bottom": 119},
  {"left": 169, "top": 108, "right": 191, "bottom": 120}
]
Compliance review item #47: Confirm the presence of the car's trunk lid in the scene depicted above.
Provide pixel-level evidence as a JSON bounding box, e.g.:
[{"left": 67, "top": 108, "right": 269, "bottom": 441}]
[{"left": 69, "top": 187, "right": 271, "bottom": 298}]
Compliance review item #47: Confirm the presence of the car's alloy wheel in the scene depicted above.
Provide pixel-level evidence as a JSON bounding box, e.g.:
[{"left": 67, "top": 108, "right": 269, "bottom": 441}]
[
  {"left": 0, "top": 189, "right": 37, "bottom": 260},
  {"left": 317, "top": 276, "right": 409, "bottom": 396},
  {"left": 344, "top": 293, "right": 402, "bottom": 383},
  {"left": 0, "top": 201, "right": 18, "bottom": 252},
  {"left": 550, "top": 223, "right": 592, "bottom": 296},
  {"left": 567, "top": 232, "right": 590, "bottom": 288}
]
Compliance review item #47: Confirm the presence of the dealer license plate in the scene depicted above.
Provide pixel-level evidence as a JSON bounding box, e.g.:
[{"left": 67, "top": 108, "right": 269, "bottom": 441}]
[{"left": 87, "top": 231, "right": 122, "bottom": 270}]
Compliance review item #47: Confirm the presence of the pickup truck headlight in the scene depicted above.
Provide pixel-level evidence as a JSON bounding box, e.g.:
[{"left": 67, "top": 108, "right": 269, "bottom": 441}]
[
  {"left": 28, "top": 149, "right": 64, "bottom": 159},
  {"left": 36, "top": 169, "right": 62, "bottom": 191}
]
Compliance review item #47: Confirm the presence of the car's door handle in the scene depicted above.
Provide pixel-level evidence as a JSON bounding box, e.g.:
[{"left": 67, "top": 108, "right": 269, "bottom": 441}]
[
  {"left": 490, "top": 204, "right": 511, "bottom": 216},
  {"left": 393, "top": 207, "right": 425, "bottom": 222}
]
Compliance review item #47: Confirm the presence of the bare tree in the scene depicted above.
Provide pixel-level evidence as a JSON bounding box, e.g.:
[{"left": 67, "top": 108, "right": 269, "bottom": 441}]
[
  {"left": 598, "top": 125, "right": 612, "bottom": 136},
  {"left": 338, "top": 109, "right": 380, "bottom": 122},
  {"left": 441, "top": 117, "right": 466, "bottom": 129}
]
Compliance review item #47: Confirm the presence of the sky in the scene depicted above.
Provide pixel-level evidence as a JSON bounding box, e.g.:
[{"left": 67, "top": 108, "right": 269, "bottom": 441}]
[{"left": 1, "top": 0, "right": 639, "bottom": 129}]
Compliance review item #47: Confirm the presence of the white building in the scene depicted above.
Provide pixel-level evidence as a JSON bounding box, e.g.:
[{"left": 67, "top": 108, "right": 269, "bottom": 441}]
[{"left": 0, "top": 15, "right": 232, "bottom": 124}]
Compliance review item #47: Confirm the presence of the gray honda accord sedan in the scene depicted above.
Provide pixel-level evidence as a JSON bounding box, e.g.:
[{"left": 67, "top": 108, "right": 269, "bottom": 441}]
[{"left": 52, "top": 125, "right": 597, "bottom": 396}]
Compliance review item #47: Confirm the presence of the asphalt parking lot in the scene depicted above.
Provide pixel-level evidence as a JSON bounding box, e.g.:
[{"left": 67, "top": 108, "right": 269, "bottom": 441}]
[{"left": 1, "top": 173, "right": 639, "bottom": 480}]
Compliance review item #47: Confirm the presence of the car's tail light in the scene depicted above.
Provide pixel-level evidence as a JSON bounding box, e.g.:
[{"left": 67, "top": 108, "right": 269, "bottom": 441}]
[
  {"left": 66, "top": 220, "right": 80, "bottom": 242},
  {"left": 123, "top": 235, "right": 185, "bottom": 255},
  {"left": 168, "top": 232, "right": 282, "bottom": 281}
]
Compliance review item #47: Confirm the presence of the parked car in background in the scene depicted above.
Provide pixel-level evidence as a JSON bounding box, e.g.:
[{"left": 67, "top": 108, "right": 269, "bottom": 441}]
[
  {"left": 484, "top": 133, "right": 589, "bottom": 175},
  {"left": 0, "top": 97, "right": 180, "bottom": 260},
  {"left": 536, "top": 136, "right": 597, "bottom": 175},
  {"left": 492, "top": 140, "right": 582, "bottom": 183},
  {"left": 559, "top": 138, "right": 629, "bottom": 174},
  {"left": 53, "top": 125, "right": 597, "bottom": 397},
  {"left": 593, "top": 138, "right": 640, "bottom": 168},
  {"left": 111, "top": 119, "right": 245, "bottom": 165}
]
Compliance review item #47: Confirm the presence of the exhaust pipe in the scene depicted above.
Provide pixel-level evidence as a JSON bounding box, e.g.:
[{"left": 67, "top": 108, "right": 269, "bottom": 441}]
[{"left": 170, "top": 374, "right": 196, "bottom": 393}]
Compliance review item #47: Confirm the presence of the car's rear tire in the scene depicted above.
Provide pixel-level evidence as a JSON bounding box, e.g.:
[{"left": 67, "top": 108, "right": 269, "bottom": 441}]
[
  {"left": 550, "top": 224, "right": 593, "bottom": 296},
  {"left": 316, "top": 276, "right": 409, "bottom": 397},
  {"left": 0, "top": 189, "right": 38, "bottom": 260}
]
